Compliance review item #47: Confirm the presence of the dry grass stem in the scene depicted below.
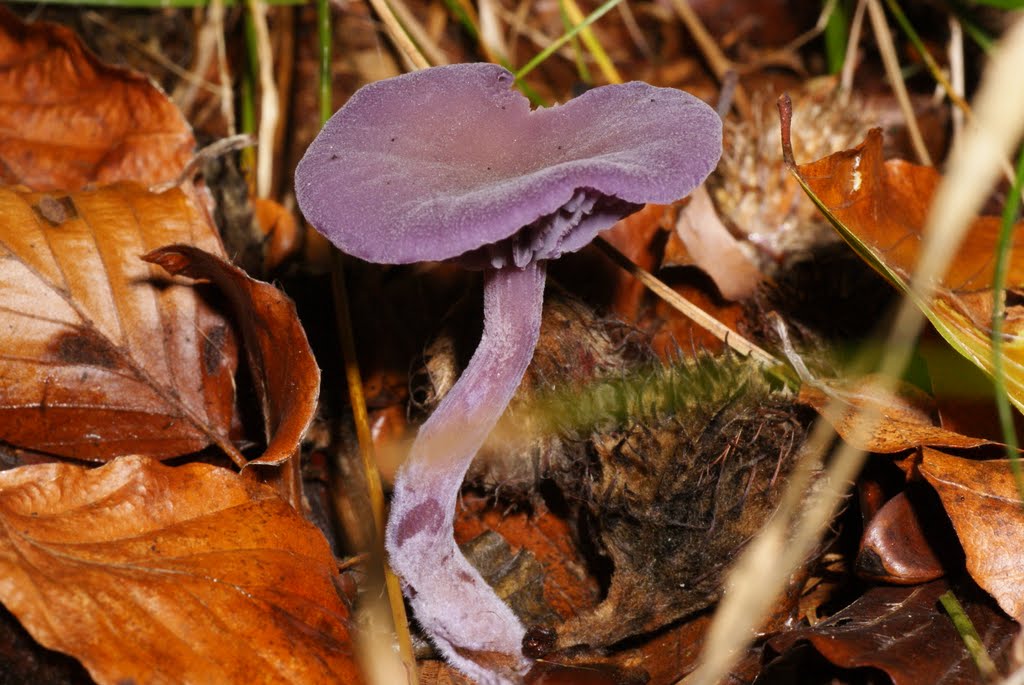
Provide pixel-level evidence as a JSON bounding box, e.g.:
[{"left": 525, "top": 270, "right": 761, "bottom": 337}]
[
  {"left": 211, "top": 0, "right": 237, "bottom": 135},
  {"left": 781, "top": 0, "right": 838, "bottom": 53},
  {"left": 865, "top": 0, "right": 932, "bottom": 166},
  {"left": 949, "top": 15, "right": 965, "bottom": 142},
  {"left": 617, "top": 1, "right": 653, "bottom": 61},
  {"left": 477, "top": 0, "right": 509, "bottom": 64},
  {"left": 839, "top": 0, "right": 867, "bottom": 98},
  {"left": 362, "top": 0, "right": 431, "bottom": 70},
  {"left": 246, "top": 0, "right": 278, "bottom": 198},
  {"left": 386, "top": 0, "right": 449, "bottom": 65}
]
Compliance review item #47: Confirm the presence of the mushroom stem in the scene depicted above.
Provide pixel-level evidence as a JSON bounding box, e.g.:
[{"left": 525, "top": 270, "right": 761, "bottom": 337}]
[{"left": 385, "top": 260, "right": 547, "bottom": 684}]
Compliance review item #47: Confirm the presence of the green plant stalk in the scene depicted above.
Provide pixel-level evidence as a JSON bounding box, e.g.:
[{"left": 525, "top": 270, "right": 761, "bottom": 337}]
[
  {"left": 824, "top": 0, "right": 848, "bottom": 74},
  {"left": 938, "top": 590, "right": 999, "bottom": 681},
  {"left": 514, "top": 0, "right": 623, "bottom": 82},
  {"left": 238, "top": 8, "right": 261, "bottom": 182},
  {"left": 990, "top": 143, "right": 1024, "bottom": 504},
  {"left": 318, "top": 0, "right": 333, "bottom": 124}
]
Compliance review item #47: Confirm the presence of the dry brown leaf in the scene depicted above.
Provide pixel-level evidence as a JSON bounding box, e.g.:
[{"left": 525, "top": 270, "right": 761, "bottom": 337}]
[
  {"left": 0, "top": 9, "right": 194, "bottom": 191},
  {"left": 764, "top": 580, "right": 1017, "bottom": 685},
  {"left": 920, "top": 448, "right": 1024, "bottom": 621},
  {"left": 667, "top": 185, "right": 762, "bottom": 301},
  {"left": 0, "top": 184, "right": 238, "bottom": 461},
  {"left": 798, "top": 375, "right": 993, "bottom": 453},
  {"left": 0, "top": 455, "right": 362, "bottom": 685},
  {"left": 143, "top": 245, "right": 320, "bottom": 469},
  {"left": 784, "top": 121, "right": 1024, "bottom": 412},
  {"left": 856, "top": 488, "right": 952, "bottom": 584},
  {"left": 252, "top": 197, "right": 301, "bottom": 271}
]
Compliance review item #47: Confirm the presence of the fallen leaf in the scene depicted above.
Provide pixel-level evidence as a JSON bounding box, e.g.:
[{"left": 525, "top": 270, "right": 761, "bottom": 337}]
[
  {"left": 0, "top": 455, "right": 362, "bottom": 685},
  {"left": 595, "top": 203, "right": 671, "bottom": 319},
  {"left": 781, "top": 112, "right": 1024, "bottom": 412},
  {"left": 856, "top": 487, "right": 959, "bottom": 584},
  {"left": 798, "top": 375, "right": 993, "bottom": 452},
  {"left": 252, "top": 197, "right": 301, "bottom": 272},
  {"left": 765, "top": 580, "right": 1017, "bottom": 685},
  {"left": 0, "top": 184, "right": 238, "bottom": 461},
  {"left": 667, "top": 185, "right": 762, "bottom": 300},
  {"left": 0, "top": 8, "right": 194, "bottom": 191},
  {"left": 454, "top": 492, "right": 599, "bottom": 626},
  {"left": 920, "top": 448, "right": 1024, "bottom": 621},
  {"left": 143, "top": 245, "right": 320, "bottom": 469}
]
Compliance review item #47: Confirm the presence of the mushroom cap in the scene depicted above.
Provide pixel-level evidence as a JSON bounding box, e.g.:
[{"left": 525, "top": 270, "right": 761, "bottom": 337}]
[{"left": 295, "top": 63, "right": 722, "bottom": 265}]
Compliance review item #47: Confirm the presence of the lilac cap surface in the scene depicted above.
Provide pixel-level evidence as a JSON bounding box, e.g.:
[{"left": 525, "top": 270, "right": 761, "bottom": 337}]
[{"left": 295, "top": 62, "right": 722, "bottom": 265}]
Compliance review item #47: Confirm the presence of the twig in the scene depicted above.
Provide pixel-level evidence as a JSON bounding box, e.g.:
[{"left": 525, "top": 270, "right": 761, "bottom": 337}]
[{"left": 592, "top": 237, "right": 783, "bottom": 372}]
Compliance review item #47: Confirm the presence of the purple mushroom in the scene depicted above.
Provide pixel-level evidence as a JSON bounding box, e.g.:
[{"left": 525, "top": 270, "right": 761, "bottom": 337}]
[{"left": 296, "top": 63, "right": 721, "bottom": 684}]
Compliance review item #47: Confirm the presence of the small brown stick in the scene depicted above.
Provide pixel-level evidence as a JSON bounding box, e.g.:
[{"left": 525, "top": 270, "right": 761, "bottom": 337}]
[{"left": 592, "top": 236, "right": 781, "bottom": 371}]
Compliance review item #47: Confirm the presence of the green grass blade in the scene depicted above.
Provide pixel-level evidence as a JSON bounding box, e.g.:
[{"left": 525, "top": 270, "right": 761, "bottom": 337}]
[
  {"left": 938, "top": 590, "right": 999, "bottom": 681},
  {"left": 990, "top": 143, "right": 1024, "bottom": 503}
]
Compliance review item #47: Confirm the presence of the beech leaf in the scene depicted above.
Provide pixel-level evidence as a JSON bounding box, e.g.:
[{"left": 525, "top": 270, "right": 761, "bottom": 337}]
[
  {"left": 782, "top": 119, "right": 1024, "bottom": 412},
  {"left": 798, "top": 375, "right": 992, "bottom": 452},
  {"left": 143, "top": 245, "right": 320, "bottom": 467},
  {"left": 0, "top": 455, "right": 362, "bottom": 685},
  {"left": 0, "top": 8, "right": 194, "bottom": 191},
  {"left": 920, "top": 448, "right": 1024, "bottom": 621},
  {"left": 0, "top": 184, "right": 238, "bottom": 461},
  {"left": 765, "top": 581, "right": 1016, "bottom": 685}
]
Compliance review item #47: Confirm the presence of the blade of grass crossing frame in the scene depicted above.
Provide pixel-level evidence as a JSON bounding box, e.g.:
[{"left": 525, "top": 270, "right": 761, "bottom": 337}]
[{"left": 991, "top": 143, "right": 1024, "bottom": 504}]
